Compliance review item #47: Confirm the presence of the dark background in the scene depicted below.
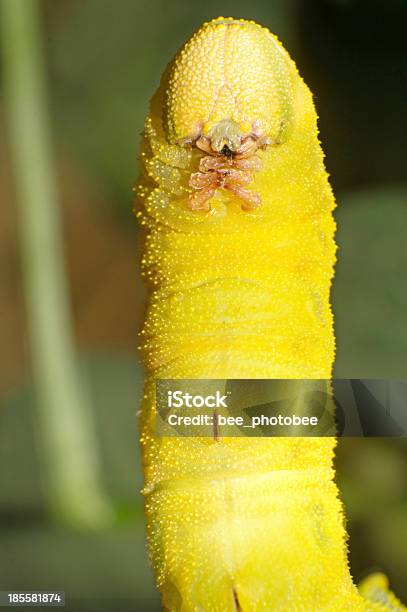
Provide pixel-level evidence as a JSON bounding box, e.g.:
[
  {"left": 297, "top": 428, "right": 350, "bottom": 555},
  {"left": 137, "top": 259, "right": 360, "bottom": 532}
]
[{"left": 0, "top": 1, "right": 406, "bottom": 610}]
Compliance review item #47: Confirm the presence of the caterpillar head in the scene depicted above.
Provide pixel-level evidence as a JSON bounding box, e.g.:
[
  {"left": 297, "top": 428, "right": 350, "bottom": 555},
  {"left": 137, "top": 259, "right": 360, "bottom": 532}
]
[{"left": 161, "top": 17, "right": 296, "bottom": 211}]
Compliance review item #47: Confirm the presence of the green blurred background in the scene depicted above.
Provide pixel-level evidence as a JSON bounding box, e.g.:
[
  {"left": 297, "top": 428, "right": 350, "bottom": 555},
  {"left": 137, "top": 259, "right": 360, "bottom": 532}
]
[{"left": 0, "top": 0, "right": 406, "bottom": 610}]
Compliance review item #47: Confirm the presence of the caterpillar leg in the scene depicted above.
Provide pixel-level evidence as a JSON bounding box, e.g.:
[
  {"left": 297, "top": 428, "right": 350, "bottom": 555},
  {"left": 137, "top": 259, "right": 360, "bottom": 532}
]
[
  {"left": 189, "top": 159, "right": 261, "bottom": 211},
  {"left": 225, "top": 184, "right": 261, "bottom": 210}
]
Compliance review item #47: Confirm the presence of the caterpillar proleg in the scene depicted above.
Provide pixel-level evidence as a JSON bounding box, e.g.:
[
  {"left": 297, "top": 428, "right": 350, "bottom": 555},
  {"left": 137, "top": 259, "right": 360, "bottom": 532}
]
[{"left": 135, "top": 17, "right": 405, "bottom": 611}]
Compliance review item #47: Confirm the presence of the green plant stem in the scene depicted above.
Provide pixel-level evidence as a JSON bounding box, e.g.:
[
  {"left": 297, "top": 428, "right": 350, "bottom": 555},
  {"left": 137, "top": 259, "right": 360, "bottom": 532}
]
[{"left": 0, "top": 0, "right": 113, "bottom": 528}]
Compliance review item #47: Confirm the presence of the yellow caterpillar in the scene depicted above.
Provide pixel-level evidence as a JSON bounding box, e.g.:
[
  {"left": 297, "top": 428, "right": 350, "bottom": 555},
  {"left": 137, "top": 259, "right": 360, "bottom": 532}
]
[{"left": 135, "top": 17, "right": 405, "bottom": 611}]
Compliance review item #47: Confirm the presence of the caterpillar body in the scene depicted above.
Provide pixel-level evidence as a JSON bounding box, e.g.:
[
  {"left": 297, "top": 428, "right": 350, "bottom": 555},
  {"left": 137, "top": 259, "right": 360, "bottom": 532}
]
[{"left": 135, "top": 17, "right": 405, "bottom": 612}]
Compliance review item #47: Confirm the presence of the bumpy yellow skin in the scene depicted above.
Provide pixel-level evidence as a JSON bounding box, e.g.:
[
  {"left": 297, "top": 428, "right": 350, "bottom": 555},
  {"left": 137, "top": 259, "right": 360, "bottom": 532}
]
[{"left": 136, "top": 17, "right": 404, "bottom": 612}]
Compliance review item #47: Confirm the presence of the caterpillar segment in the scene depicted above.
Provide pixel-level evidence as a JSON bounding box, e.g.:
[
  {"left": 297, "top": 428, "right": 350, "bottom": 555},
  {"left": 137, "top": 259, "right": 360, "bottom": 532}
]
[{"left": 135, "top": 17, "right": 405, "bottom": 612}]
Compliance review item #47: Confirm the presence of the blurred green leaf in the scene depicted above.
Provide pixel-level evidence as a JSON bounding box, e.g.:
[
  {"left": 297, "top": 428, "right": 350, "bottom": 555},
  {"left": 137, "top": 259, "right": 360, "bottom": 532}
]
[
  {"left": 334, "top": 185, "right": 407, "bottom": 378},
  {"left": 0, "top": 354, "right": 145, "bottom": 513},
  {"left": 0, "top": 524, "right": 160, "bottom": 611}
]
